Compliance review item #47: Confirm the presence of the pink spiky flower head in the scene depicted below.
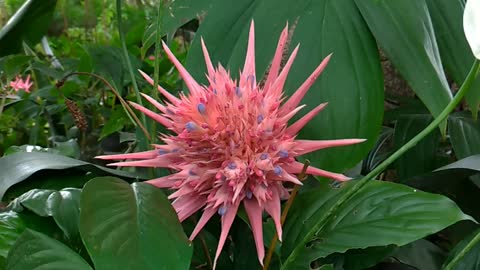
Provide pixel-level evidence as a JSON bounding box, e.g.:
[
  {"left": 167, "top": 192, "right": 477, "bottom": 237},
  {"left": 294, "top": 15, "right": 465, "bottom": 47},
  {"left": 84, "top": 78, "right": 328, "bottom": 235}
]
[{"left": 97, "top": 21, "right": 365, "bottom": 267}]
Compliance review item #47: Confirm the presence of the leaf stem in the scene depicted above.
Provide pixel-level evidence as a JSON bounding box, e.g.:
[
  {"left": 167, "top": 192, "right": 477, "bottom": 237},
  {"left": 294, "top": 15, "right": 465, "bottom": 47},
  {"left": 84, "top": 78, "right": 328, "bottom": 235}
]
[
  {"left": 281, "top": 59, "right": 480, "bottom": 269},
  {"left": 116, "top": 0, "right": 147, "bottom": 131},
  {"left": 263, "top": 160, "right": 310, "bottom": 270},
  {"left": 443, "top": 230, "right": 480, "bottom": 270}
]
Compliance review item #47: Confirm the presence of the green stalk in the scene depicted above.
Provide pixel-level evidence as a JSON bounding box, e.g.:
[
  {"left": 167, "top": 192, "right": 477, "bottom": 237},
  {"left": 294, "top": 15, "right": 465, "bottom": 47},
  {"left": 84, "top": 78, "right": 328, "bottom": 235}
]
[
  {"left": 443, "top": 230, "right": 480, "bottom": 270},
  {"left": 281, "top": 59, "right": 480, "bottom": 269},
  {"left": 150, "top": 1, "right": 163, "bottom": 140},
  {"left": 116, "top": 0, "right": 149, "bottom": 145}
]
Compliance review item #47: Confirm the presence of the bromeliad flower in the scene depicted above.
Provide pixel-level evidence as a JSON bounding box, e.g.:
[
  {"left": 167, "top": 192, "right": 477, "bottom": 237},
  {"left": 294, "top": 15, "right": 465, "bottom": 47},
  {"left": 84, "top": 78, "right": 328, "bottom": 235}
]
[
  {"left": 9, "top": 75, "right": 33, "bottom": 93},
  {"left": 97, "top": 21, "right": 365, "bottom": 267}
]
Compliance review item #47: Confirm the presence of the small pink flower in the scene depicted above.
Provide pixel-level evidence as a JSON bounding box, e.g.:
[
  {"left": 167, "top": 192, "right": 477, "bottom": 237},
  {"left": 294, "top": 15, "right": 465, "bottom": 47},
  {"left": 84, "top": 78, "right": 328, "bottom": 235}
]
[
  {"left": 148, "top": 55, "right": 156, "bottom": 61},
  {"left": 9, "top": 75, "right": 33, "bottom": 93},
  {"left": 97, "top": 21, "right": 365, "bottom": 267}
]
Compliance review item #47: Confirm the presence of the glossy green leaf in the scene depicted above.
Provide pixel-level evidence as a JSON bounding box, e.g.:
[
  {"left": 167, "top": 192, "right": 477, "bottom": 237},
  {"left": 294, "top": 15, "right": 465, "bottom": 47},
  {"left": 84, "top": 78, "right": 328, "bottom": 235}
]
[
  {"left": 443, "top": 228, "right": 480, "bottom": 270},
  {"left": 0, "top": 0, "right": 57, "bottom": 56},
  {"left": 0, "top": 212, "right": 26, "bottom": 269},
  {"left": 425, "top": 0, "right": 480, "bottom": 117},
  {"left": 281, "top": 181, "right": 471, "bottom": 269},
  {"left": 186, "top": 0, "right": 383, "bottom": 173},
  {"left": 0, "top": 152, "right": 142, "bottom": 200},
  {"left": 449, "top": 112, "right": 480, "bottom": 158},
  {"left": 355, "top": 0, "right": 452, "bottom": 135},
  {"left": 391, "top": 239, "right": 446, "bottom": 270},
  {"left": 6, "top": 229, "right": 92, "bottom": 270},
  {"left": 99, "top": 107, "right": 130, "bottom": 140},
  {"left": 464, "top": 0, "right": 480, "bottom": 59},
  {"left": 10, "top": 188, "right": 81, "bottom": 240},
  {"left": 338, "top": 246, "right": 396, "bottom": 270},
  {"left": 393, "top": 113, "right": 441, "bottom": 180},
  {"left": 405, "top": 155, "right": 480, "bottom": 221},
  {"left": 79, "top": 177, "right": 192, "bottom": 270}
]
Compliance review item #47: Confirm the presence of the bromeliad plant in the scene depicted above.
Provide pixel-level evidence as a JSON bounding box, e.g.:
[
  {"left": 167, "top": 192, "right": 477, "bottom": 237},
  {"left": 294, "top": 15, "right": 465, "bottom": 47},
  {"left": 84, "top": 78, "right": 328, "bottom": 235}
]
[
  {"left": 97, "top": 22, "right": 364, "bottom": 267},
  {"left": 1, "top": 0, "right": 480, "bottom": 270}
]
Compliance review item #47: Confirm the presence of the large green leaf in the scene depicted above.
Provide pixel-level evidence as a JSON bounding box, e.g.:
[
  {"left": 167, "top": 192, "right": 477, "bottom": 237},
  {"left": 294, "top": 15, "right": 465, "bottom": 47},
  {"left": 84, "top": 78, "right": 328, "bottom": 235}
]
[
  {"left": 0, "top": 152, "right": 142, "bottom": 200},
  {"left": 393, "top": 113, "right": 441, "bottom": 180},
  {"left": 0, "top": 0, "right": 57, "bottom": 56},
  {"left": 449, "top": 112, "right": 480, "bottom": 159},
  {"left": 9, "top": 188, "right": 81, "bottom": 240},
  {"left": 390, "top": 239, "right": 446, "bottom": 270},
  {"left": 79, "top": 177, "right": 192, "bottom": 270},
  {"left": 0, "top": 212, "right": 26, "bottom": 269},
  {"left": 280, "top": 180, "right": 471, "bottom": 269},
  {"left": 185, "top": 0, "right": 383, "bottom": 173},
  {"left": 6, "top": 229, "right": 92, "bottom": 270},
  {"left": 355, "top": 0, "right": 452, "bottom": 135},
  {"left": 425, "top": 0, "right": 480, "bottom": 117},
  {"left": 443, "top": 228, "right": 480, "bottom": 270}
]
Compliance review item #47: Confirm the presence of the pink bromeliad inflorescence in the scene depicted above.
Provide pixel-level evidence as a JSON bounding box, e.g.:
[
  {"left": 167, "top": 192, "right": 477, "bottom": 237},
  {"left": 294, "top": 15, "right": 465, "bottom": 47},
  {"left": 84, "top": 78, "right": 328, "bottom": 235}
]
[{"left": 97, "top": 21, "right": 365, "bottom": 267}]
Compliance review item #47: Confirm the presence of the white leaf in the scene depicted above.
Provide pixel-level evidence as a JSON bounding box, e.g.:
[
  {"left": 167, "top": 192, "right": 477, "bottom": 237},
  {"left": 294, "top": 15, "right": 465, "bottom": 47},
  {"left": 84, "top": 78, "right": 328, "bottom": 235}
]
[{"left": 464, "top": 0, "right": 480, "bottom": 59}]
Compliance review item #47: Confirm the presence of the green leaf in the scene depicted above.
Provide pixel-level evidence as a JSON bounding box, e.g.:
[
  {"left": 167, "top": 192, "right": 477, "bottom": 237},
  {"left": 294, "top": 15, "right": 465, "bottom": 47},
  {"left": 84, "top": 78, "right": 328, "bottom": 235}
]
[
  {"left": 281, "top": 180, "right": 472, "bottom": 269},
  {"left": 0, "top": 212, "right": 26, "bottom": 269},
  {"left": 443, "top": 228, "right": 480, "bottom": 270},
  {"left": 186, "top": 0, "right": 383, "bottom": 173},
  {"left": 79, "top": 177, "right": 192, "bottom": 270},
  {"left": 141, "top": 0, "right": 214, "bottom": 58},
  {"left": 355, "top": 0, "right": 452, "bottom": 135},
  {"left": 449, "top": 112, "right": 480, "bottom": 159},
  {"left": 6, "top": 229, "right": 92, "bottom": 270},
  {"left": 99, "top": 107, "right": 130, "bottom": 141},
  {"left": 10, "top": 188, "right": 81, "bottom": 240},
  {"left": 0, "top": 0, "right": 57, "bottom": 56},
  {"left": 339, "top": 246, "right": 396, "bottom": 270},
  {"left": 393, "top": 113, "right": 441, "bottom": 180},
  {"left": 391, "top": 239, "right": 446, "bottom": 270},
  {"left": 425, "top": 0, "right": 480, "bottom": 117},
  {"left": 405, "top": 155, "right": 480, "bottom": 221},
  {"left": 0, "top": 55, "right": 33, "bottom": 79},
  {"left": 464, "top": 0, "right": 480, "bottom": 59},
  {"left": 0, "top": 152, "right": 143, "bottom": 200}
]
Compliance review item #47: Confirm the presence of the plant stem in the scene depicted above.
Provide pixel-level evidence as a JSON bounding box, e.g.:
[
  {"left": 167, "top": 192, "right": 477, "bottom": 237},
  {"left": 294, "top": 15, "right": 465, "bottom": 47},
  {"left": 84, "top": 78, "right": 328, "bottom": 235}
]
[
  {"left": 443, "top": 230, "right": 480, "bottom": 270},
  {"left": 116, "top": 0, "right": 148, "bottom": 133},
  {"left": 281, "top": 59, "right": 480, "bottom": 269},
  {"left": 263, "top": 160, "right": 310, "bottom": 270},
  {"left": 58, "top": 72, "right": 151, "bottom": 142}
]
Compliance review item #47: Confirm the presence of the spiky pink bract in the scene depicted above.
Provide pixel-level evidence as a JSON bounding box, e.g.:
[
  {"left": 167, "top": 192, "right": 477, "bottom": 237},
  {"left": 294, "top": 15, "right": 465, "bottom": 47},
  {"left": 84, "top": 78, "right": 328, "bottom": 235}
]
[{"left": 97, "top": 21, "right": 365, "bottom": 267}]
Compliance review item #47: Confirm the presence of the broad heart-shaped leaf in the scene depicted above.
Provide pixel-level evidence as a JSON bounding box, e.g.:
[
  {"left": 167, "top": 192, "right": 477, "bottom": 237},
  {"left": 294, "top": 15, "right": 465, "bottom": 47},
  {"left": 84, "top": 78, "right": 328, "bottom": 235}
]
[
  {"left": 355, "top": 0, "right": 452, "bottom": 135},
  {"left": 425, "top": 0, "right": 480, "bottom": 117},
  {"left": 0, "top": 212, "right": 26, "bottom": 269},
  {"left": 464, "top": 0, "right": 480, "bottom": 60},
  {"left": 79, "top": 177, "right": 192, "bottom": 270},
  {"left": 0, "top": 152, "right": 142, "bottom": 200},
  {"left": 6, "top": 229, "right": 92, "bottom": 270},
  {"left": 280, "top": 180, "right": 471, "bottom": 269},
  {"left": 9, "top": 188, "right": 81, "bottom": 241},
  {"left": 443, "top": 228, "right": 480, "bottom": 270},
  {"left": 0, "top": 0, "right": 57, "bottom": 56},
  {"left": 393, "top": 113, "right": 441, "bottom": 180},
  {"left": 449, "top": 112, "right": 480, "bottom": 159},
  {"left": 185, "top": 0, "right": 383, "bottom": 174}
]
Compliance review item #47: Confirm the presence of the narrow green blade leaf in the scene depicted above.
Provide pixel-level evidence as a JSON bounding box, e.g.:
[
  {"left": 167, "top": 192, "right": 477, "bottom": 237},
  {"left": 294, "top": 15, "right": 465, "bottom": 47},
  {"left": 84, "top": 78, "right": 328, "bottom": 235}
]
[
  {"left": 355, "top": 0, "right": 452, "bottom": 135},
  {"left": 449, "top": 112, "right": 480, "bottom": 158},
  {"left": 6, "top": 229, "right": 92, "bottom": 270},
  {"left": 443, "top": 228, "right": 480, "bottom": 270},
  {"left": 79, "top": 177, "right": 192, "bottom": 270}
]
